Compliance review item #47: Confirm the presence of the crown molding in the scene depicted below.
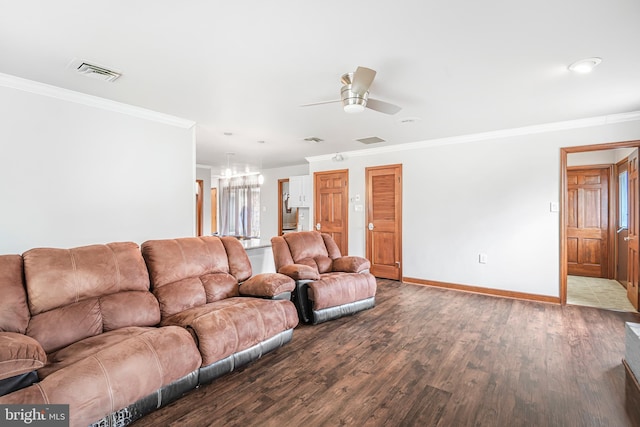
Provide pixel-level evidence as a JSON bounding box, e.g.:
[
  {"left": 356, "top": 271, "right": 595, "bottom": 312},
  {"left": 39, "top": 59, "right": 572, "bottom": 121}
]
[
  {"left": 0, "top": 72, "right": 196, "bottom": 129},
  {"left": 306, "top": 110, "right": 640, "bottom": 163}
]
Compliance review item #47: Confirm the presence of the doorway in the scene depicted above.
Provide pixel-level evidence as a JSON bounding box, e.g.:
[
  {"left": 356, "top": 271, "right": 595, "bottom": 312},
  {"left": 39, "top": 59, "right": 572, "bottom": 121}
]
[
  {"left": 278, "top": 178, "right": 298, "bottom": 236},
  {"left": 561, "top": 141, "right": 640, "bottom": 311}
]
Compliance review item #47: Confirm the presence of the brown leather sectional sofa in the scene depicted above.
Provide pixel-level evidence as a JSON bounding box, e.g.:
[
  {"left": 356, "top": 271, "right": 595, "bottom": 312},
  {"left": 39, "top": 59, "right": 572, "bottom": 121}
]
[{"left": 0, "top": 236, "right": 298, "bottom": 427}]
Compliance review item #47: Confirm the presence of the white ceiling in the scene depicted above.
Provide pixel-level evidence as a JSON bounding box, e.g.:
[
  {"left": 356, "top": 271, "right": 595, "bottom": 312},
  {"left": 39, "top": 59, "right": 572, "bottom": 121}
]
[{"left": 2, "top": 1, "right": 639, "bottom": 175}]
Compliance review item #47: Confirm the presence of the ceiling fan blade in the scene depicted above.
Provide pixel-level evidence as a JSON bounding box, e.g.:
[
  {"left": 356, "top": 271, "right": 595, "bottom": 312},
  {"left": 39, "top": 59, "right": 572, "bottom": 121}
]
[
  {"left": 300, "top": 99, "right": 341, "bottom": 107},
  {"left": 351, "top": 66, "right": 376, "bottom": 96},
  {"left": 366, "top": 98, "right": 402, "bottom": 115}
]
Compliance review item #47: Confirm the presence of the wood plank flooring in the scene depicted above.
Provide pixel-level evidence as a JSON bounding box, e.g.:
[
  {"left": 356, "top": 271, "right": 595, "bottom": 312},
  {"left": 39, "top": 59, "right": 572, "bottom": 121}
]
[{"left": 131, "top": 280, "right": 640, "bottom": 427}]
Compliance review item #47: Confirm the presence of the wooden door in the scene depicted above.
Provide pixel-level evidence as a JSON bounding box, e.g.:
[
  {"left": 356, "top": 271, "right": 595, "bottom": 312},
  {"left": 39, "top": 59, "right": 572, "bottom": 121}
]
[
  {"left": 210, "top": 188, "right": 217, "bottom": 234},
  {"left": 196, "top": 180, "right": 204, "bottom": 236},
  {"left": 366, "top": 164, "right": 402, "bottom": 280},
  {"left": 628, "top": 149, "right": 639, "bottom": 309},
  {"left": 566, "top": 167, "right": 609, "bottom": 278},
  {"left": 314, "top": 170, "right": 348, "bottom": 255},
  {"left": 616, "top": 160, "right": 629, "bottom": 286}
]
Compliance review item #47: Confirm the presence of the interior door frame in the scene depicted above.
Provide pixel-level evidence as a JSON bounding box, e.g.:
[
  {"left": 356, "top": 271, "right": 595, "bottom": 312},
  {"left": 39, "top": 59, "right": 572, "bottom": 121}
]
[
  {"left": 195, "top": 179, "right": 204, "bottom": 237},
  {"left": 278, "top": 178, "right": 288, "bottom": 236},
  {"left": 210, "top": 187, "right": 217, "bottom": 234},
  {"left": 615, "top": 157, "right": 630, "bottom": 286},
  {"left": 560, "top": 139, "right": 640, "bottom": 304}
]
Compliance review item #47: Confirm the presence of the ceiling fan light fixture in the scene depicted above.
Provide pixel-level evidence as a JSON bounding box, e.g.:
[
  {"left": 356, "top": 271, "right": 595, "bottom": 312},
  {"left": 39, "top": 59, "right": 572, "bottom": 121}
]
[
  {"left": 344, "top": 103, "right": 365, "bottom": 113},
  {"left": 341, "top": 82, "right": 368, "bottom": 113}
]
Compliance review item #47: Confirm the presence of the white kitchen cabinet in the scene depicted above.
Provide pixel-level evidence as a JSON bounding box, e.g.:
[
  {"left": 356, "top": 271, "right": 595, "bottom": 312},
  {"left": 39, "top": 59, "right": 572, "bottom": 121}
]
[{"left": 289, "top": 175, "right": 312, "bottom": 207}]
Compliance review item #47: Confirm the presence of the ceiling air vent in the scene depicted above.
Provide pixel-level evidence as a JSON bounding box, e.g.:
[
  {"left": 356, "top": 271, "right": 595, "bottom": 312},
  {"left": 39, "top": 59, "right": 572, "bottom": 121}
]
[
  {"left": 356, "top": 136, "right": 385, "bottom": 145},
  {"left": 304, "top": 137, "right": 324, "bottom": 143},
  {"left": 76, "top": 62, "right": 122, "bottom": 82}
]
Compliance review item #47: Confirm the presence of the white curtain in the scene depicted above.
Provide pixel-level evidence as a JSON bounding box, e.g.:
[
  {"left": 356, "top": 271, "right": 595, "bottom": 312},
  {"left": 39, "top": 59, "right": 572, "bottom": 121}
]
[{"left": 219, "top": 175, "right": 260, "bottom": 238}]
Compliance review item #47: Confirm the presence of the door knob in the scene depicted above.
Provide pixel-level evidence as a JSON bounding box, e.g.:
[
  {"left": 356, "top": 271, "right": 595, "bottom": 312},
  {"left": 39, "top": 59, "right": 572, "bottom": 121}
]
[
  {"left": 315, "top": 223, "right": 321, "bottom": 230},
  {"left": 368, "top": 223, "right": 374, "bottom": 231},
  {"left": 625, "top": 236, "right": 636, "bottom": 241}
]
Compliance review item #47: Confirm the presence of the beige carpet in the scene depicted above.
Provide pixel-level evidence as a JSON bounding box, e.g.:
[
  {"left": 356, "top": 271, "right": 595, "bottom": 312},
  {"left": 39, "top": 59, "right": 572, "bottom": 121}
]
[{"left": 567, "top": 275, "right": 636, "bottom": 312}]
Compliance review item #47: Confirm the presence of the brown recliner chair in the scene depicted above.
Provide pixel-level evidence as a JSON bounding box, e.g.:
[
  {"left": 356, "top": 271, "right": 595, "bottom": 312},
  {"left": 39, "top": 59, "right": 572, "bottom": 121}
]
[{"left": 271, "top": 231, "right": 376, "bottom": 324}]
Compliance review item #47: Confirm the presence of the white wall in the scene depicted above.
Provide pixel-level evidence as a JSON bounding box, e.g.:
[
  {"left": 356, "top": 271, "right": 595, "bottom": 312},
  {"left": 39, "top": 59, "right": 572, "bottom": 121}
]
[
  {"left": 308, "top": 119, "right": 640, "bottom": 298},
  {"left": 0, "top": 84, "right": 195, "bottom": 254}
]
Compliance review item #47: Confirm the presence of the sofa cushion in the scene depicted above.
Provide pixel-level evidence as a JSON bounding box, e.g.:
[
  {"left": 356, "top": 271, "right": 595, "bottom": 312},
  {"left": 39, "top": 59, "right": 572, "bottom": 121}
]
[
  {"left": 161, "top": 297, "right": 298, "bottom": 366},
  {"left": 0, "top": 255, "right": 29, "bottom": 334},
  {"left": 282, "top": 231, "right": 335, "bottom": 273},
  {"left": 142, "top": 237, "right": 231, "bottom": 288},
  {"left": 142, "top": 237, "right": 243, "bottom": 317},
  {"left": 321, "top": 233, "right": 342, "bottom": 258},
  {"left": 0, "top": 326, "right": 202, "bottom": 427},
  {"left": 239, "top": 273, "right": 295, "bottom": 297},
  {"left": 332, "top": 256, "right": 371, "bottom": 273},
  {"left": 220, "top": 236, "right": 253, "bottom": 282},
  {"left": 283, "top": 231, "right": 327, "bottom": 261},
  {"left": 27, "top": 298, "right": 102, "bottom": 354},
  {"left": 277, "top": 264, "right": 320, "bottom": 281},
  {"left": 308, "top": 273, "right": 377, "bottom": 311},
  {"left": 23, "top": 242, "right": 151, "bottom": 315},
  {"left": 37, "top": 326, "right": 168, "bottom": 379},
  {"left": 0, "top": 333, "right": 46, "bottom": 381},
  {"left": 23, "top": 242, "right": 159, "bottom": 353}
]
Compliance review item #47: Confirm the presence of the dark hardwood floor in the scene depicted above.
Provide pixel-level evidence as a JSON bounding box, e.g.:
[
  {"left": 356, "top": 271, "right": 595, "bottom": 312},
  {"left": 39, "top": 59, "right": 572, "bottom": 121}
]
[{"left": 132, "top": 280, "right": 640, "bottom": 427}]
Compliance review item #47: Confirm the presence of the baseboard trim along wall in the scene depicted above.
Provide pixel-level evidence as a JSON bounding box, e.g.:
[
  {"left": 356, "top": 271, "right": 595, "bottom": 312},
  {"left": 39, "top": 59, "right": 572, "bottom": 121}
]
[{"left": 402, "top": 277, "right": 561, "bottom": 304}]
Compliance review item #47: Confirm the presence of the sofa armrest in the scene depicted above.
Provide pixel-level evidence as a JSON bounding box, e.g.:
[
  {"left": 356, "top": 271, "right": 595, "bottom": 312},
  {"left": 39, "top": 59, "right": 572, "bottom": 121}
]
[
  {"left": 277, "top": 264, "right": 320, "bottom": 281},
  {"left": 332, "top": 256, "right": 371, "bottom": 273},
  {"left": 239, "top": 273, "right": 295, "bottom": 298},
  {"left": 0, "top": 333, "right": 47, "bottom": 381}
]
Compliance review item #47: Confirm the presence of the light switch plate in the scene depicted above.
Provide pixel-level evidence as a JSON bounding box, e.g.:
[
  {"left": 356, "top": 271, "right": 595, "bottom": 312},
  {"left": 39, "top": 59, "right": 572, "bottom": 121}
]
[{"left": 550, "top": 202, "right": 559, "bottom": 212}]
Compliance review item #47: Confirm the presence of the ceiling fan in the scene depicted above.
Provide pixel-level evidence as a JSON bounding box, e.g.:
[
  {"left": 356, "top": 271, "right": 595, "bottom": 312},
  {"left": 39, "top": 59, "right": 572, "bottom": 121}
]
[{"left": 301, "top": 66, "right": 402, "bottom": 115}]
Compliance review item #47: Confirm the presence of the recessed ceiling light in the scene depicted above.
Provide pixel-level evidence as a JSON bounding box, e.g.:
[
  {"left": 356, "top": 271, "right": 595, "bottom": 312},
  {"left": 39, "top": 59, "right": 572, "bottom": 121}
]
[
  {"left": 257, "top": 140, "right": 265, "bottom": 144},
  {"left": 223, "top": 132, "right": 233, "bottom": 136},
  {"left": 568, "top": 57, "right": 602, "bottom": 74}
]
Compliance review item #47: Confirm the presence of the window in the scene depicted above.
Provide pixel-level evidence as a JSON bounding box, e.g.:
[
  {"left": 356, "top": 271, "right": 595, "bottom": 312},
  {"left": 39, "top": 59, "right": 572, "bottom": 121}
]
[
  {"left": 219, "top": 175, "right": 261, "bottom": 238},
  {"left": 619, "top": 170, "right": 628, "bottom": 229}
]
